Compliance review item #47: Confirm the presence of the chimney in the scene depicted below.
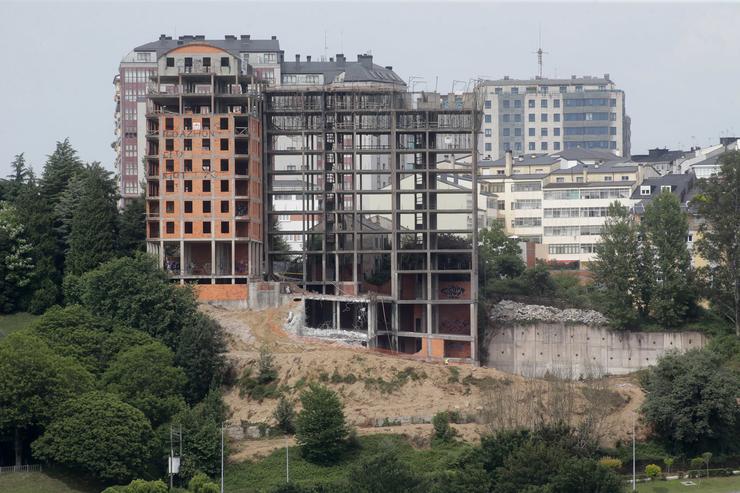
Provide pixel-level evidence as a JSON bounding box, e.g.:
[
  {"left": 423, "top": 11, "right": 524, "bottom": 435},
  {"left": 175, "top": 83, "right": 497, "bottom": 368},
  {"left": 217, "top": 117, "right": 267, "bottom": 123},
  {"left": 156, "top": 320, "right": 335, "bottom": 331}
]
[
  {"left": 603, "top": 73, "right": 610, "bottom": 80},
  {"left": 159, "top": 34, "right": 168, "bottom": 40},
  {"left": 505, "top": 150, "right": 513, "bottom": 177},
  {"left": 582, "top": 165, "right": 589, "bottom": 182},
  {"left": 571, "top": 75, "right": 577, "bottom": 79},
  {"left": 336, "top": 53, "right": 346, "bottom": 65},
  {"left": 306, "top": 55, "right": 311, "bottom": 62},
  {"left": 225, "top": 35, "right": 236, "bottom": 40},
  {"left": 385, "top": 66, "right": 393, "bottom": 70},
  {"left": 240, "top": 34, "right": 251, "bottom": 40},
  {"left": 357, "top": 53, "right": 373, "bottom": 68},
  {"left": 503, "top": 75, "right": 510, "bottom": 80},
  {"left": 329, "top": 57, "right": 334, "bottom": 62},
  {"left": 295, "top": 54, "right": 300, "bottom": 62},
  {"left": 271, "top": 35, "right": 277, "bottom": 40}
]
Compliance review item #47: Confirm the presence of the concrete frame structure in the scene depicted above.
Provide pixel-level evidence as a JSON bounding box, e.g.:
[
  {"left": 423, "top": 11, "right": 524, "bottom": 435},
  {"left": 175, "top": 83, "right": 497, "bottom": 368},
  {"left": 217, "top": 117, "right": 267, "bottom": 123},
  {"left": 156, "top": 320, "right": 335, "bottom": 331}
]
[{"left": 264, "top": 59, "right": 480, "bottom": 363}]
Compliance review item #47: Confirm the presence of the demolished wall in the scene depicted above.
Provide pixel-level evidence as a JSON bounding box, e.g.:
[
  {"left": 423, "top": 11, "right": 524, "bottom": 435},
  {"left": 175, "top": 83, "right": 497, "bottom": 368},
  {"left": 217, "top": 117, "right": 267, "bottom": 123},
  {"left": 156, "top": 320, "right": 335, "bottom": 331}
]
[{"left": 485, "top": 300, "right": 706, "bottom": 378}]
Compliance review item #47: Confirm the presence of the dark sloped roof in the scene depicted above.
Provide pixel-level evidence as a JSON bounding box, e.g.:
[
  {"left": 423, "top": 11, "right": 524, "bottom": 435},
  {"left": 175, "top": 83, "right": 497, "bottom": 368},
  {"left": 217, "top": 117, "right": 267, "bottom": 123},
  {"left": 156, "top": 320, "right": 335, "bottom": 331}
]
[
  {"left": 480, "top": 153, "right": 559, "bottom": 167},
  {"left": 553, "top": 148, "right": 624, "bottom": 162},
  {"left": 280, "top": 61, "right": 405, "bottom": 85},
  {"left": 630, "top": 173, "right": 696, "bottom": 201},
  {"left": 552, "top": 162, "right": 637, "bottom": 174},
  {"left": 631, "top": 149, "right": 690, "bottom": 163},
  {"left": 134, "top": 36, "right": 281, "bottom": 58}
]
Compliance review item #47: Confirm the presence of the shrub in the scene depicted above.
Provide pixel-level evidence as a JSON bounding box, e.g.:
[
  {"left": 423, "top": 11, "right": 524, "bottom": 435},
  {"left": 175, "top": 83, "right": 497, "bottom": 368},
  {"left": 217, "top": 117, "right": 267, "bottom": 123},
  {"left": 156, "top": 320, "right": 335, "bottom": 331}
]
[
  {"left": 102, "top": 479, "right": 168, "bottom": 493},
  {"left": 273, "top": 396, "right": 296, "bottom": 434},
  {"left": 431, "top": 411, "right": 457, "bottom": 445},
  {"left": 645, "top": 464, "right": 662, "bottom": 479},
  {"left": 188, "top": 472, "right": 220, "bottom": 493},
  {"left": 598, "top": 456, "right": 622, "bottom": 470},
  {"left": 27, "top": 279, "right": 59, "bottom": 314}
]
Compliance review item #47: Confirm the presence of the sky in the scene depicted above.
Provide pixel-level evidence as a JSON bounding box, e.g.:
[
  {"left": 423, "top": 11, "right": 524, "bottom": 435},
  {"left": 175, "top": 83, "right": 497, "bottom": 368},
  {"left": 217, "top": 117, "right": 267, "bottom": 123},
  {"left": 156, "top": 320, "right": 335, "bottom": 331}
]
[{"left": 1, "top": 1, "right": 739, "bottom": 176}]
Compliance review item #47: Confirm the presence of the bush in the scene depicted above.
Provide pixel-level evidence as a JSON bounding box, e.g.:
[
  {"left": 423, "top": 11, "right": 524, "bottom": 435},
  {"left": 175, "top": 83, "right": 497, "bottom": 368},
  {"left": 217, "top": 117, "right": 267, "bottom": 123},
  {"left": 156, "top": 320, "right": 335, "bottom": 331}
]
[
  {"left": 431, "top": 412, "right": 456, "bottom": 445},
  {"left": 295, "top": 384, "right": 348, "bottom": 464},
  {"left": 27, "top": 278, "right": 59, "bottom": 314},
  {"left": 598, "top": 456, "right": 622, "bottom": 470},
  {"left": 188, "top": 472, "right": 220, "bottom": 493},
  {"left": 102, "top": 479, "right": 168, "bottom": 493},
  {"left": 347, "top": 446, "right": 420, "bottom": 493},
  {"left": 645, "top": 464, "right": 662, "bottom": 479},
  {"left": 273, "top": 396, "right": 296, "bottom": 434}
]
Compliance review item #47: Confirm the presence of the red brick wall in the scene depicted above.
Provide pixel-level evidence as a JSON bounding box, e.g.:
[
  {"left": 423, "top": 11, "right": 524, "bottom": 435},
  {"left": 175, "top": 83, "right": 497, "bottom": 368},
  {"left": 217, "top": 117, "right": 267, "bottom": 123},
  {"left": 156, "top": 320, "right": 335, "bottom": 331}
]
[{"left": 194, "top": 284, "right": 248, "bottom": 301}]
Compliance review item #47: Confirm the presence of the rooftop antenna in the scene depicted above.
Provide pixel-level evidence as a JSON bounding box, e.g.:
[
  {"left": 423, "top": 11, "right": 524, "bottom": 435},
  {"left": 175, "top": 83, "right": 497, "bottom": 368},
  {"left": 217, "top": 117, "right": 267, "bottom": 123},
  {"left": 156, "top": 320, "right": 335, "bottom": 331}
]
[
  {"left": 532, "top": 25, "right": 548, "bottom": 78},
  {"left": 322, "top": 30, "right": 328, "bottom": 61},
  {"left": 340, "top": 30, "right": 344, "bottom": 54}
]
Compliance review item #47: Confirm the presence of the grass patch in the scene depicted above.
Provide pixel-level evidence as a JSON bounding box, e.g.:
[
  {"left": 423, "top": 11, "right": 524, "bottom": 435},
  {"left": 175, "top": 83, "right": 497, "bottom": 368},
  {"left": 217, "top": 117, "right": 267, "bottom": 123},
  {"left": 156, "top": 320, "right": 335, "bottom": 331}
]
[
  {"left": 0, "top": 470, "right": 100, "bottom": 493},
  {"left": 0, "top": 312, "right": 38, "bottom": 338},
  {"left": 224, "top": 434, "right": 471, "bottom": 493},
  {"left": 363, "top": 366, "right": 427, "bottom": 394},
  {"left": 636, "top": 475, "right": 740, "bottom": 493}
]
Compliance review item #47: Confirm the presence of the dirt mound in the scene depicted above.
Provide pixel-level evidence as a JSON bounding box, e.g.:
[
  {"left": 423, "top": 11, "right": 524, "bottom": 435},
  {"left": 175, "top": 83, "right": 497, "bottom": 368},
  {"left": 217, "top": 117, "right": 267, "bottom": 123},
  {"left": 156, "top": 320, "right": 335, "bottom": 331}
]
[{"left": 201, "top": 303, "right": 644, "bottom": 461}]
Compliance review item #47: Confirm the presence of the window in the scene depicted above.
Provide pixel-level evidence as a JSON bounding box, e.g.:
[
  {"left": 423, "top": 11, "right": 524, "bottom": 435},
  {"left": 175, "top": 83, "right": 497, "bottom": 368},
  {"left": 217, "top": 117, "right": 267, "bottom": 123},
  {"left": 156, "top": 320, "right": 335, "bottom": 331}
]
[
  {"left": 484, "top": 100, "right": 492, "bottom": 109},
  {"left": 541, "top": 99, "right": 548, "bottom": 108},
  {"left": 503, "top": 128, "right": 510, "bottom": 137},
  {"left": 528, "top": 114, "right": 535, "bottom": 122},
  {"left": 687, "top": 234, "right": 693, "bottom": 243},
  {"left": 220, "top": 159, "right": 229, "bottom": 171},
  {"left": 515, "top": 142, "right": 522, "bottom": 151},
  {"left": 166, "top": 57, "right": 174, "bottom": 67},
  {"left": 541, "top": 113, "right": 548, "bottom": 122},
  {"left": 220, "top": 180, "right": 229, "bottom": 192},
  {"left": 220, "top": 117, "right": 228, "bottom": 129},
  {"left": 541, "top": 142, "right": 548, "bottom": 151},
  {"left": 621, "top": 175, "right": 630, "bottom": 181},
  {"left": 484, "top": 115, "right": 492, "bottom": 123},
  {"left": 554, "top": 128, "right": 560, "bottom": 136},
  {"left": 548, "top": 244, "right": 580, "bottom": 255},
  {"left": 203, "top": 222, "right": 211, "bottom": 234},
  {"left": 184, "top": 201, "right": 193, "bottom": 213},
  {"left": 514, "top": 100, "right": 522, "bottom": 108},
  {"left": 528, "top": 142, "right": 536, "bottom": 151},
  {"left": 202, "top": 159, "right": 211, "bottom": 171},
  {"left": 554, "top": 142, "right": 560, "bottom": 151},
  {"left": 512, "top": 182, "right": 542, "bottom": 192},
  {"left": 220, "top": 138, "right": 229, "bottom": 151},
  {"left": 484, "top": 143, "right": 492, "bottom": 151},
  {"left": 484, "top": 129, "right": 492, "bottom": 137},
  {"left": 554, "top": 113, "right": 560, "bottom": 122},
  {"left": 559, "top": 85, "right": 567, "bottom": 93},
  {"left": 604, "top": 176, "right": 612, "bottom": 181},
  {"left": 166, "top": 222, "right": 174, "bottom": 234},
  {"left": 528, "top": 128, "right": 535, "bottom": 137},
  {"left": 202, "top": 139, "right": 210, "bottom": 151},
  {"left": 221, "top": 57, "right": 230, "bottom": 67},
  {"left": 544, "top": 226, "right": 579, "bottom": 236},
  {"left": 503, "top": 100, "right": 510, "bottom": 109},
  {"left": 220, "top": 200, "right": 229, "bottom": 213},
  {"left": 556, "top": 177, "right": 565, "bottom": 183},
  {"left": 511, "top": 87, "right": 519, "bottom": 95},
  {"left": 184, "top": 118, "right": 192, "bottom": 130},
  {"left": 184, "top": 222, "right": 193, "bottom": 234},
  {"left": 221, "top": 221, "right": 229, "bottom": 233},
  {"left": 202, "top": 57, "right": 211, "bottom": 67},
  {"left": 528, "top": 100, "right": 535, "bottom": 108},
  {"left": 184, "top": 159, "right": 193, "bottom": 172},
  {"left": 610, "top": 98, "right": 617, "bottom": 107},
  {"left": 166, "top": 159, "right": 174, "bottom": 172},
  {"left": 514, "top": 128, "right": 522, "bottom": 137},
  {"left": 503, "top": 142, "right": 511, "bottom": 151},
  {"left": 661, "top": 185, "right": 672, "bottom": 193},
  {"left": 610, "top": 127, "right": 617, "bottom": 136},
  {"left": 202, "top": 118, "right": 210, "bottom": 129},
  {"left": 184, "top": 139, "right": 192, "bottom": 151},
  {"left": 202, "top": 200, "right": 211, "bottom": 213},
  {"left": 165, "top": 201, "right": 174, "bottom": 213},
  {"left": 184, "top": 180, "right": 192, "bottom": 192},
  {"left": 165, "top": 118, "right": 174, "bottom": 130},
  {"left": 166, "top": 139, "right": 174, "bottom": 151},
  {"left": 553, "top": 100, "right": 560, "bottom": 108},
  {"left": 575, "top": 175, "right": 582, "bottom": 182},
  {"left": 502, "top": 114, "right": 510, "bottom": 123},
  {"left": 514, "top": 114, "right": 521, "bottom": 122},
  {"left": 165, "top": 180, "right": 174, "bottom": 193},
  {"left": 511, "top": 217, "right": 541, "bottom": 227},
  {"left": 541, "top": 128, "right": 548, "bottom": 137},
  {"left": 575, "top": 85, "right": 583, "bottom": 92},
  {"left": 202, "top": 180, "right": 211, "bottom": 192}
]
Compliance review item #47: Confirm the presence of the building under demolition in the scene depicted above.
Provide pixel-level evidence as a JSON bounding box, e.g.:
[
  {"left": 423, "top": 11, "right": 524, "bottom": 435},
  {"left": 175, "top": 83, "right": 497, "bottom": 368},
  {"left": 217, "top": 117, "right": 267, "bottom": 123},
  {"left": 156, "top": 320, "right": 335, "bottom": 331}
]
[{"left": 125, "top": 35, "right": 480, "bottom": 363}]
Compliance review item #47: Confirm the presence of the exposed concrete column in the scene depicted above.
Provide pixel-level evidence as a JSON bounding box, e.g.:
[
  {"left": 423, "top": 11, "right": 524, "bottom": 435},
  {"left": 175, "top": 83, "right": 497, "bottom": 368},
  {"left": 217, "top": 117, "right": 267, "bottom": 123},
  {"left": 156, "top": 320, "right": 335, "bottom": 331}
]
[
  {"left": 180, "top": 239, "right": 185, "bottom": 285},
  {"left": 334, "top": 300, "right": 341, "bottom": 330},
  {"left": 367, "top": 301, "right": 377, "bottom": 347},
  {"left": 211, "top": 239, "right": 216, "bottom": 277}
]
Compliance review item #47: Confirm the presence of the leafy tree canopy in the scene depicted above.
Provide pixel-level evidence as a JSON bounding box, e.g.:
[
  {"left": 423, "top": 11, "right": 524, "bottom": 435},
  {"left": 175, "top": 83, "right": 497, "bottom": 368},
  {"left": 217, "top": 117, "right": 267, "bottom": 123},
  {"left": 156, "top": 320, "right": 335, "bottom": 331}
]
[{"left": 295, "top": 384, "right": 349, "bottom": 464}]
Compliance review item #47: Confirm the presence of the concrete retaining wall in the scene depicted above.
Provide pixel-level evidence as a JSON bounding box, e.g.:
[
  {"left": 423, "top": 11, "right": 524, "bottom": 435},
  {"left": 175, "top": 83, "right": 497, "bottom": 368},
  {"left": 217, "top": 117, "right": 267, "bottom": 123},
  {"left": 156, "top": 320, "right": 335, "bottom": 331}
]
[{"left": 485, "top": 323, "right": 706, "bottom": 378}]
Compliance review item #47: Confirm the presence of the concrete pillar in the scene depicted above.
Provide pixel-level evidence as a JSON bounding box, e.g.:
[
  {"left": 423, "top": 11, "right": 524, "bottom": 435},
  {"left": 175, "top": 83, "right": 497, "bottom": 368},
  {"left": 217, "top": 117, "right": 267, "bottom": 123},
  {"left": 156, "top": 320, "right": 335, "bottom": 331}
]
[
  {"left": 367, "top": 301, "right": 377, "bottom": 347},
  {"left": 334, "top": 300, "right": 341, "bottom": 330}
]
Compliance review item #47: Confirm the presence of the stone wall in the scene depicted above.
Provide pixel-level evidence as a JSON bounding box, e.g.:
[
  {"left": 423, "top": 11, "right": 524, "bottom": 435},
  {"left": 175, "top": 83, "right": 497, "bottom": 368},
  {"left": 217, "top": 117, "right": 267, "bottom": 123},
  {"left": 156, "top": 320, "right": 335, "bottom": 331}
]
[{"left": 485, "top": 323, "right": 706, "bottom": 378}]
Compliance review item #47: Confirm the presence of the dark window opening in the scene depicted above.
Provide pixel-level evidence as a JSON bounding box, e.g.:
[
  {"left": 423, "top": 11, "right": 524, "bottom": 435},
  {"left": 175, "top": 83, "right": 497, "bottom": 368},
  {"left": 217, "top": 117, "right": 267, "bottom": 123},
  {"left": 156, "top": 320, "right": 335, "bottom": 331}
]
[
  {"left": 202, "top": 118, "right": 211, "bottom": 129},
  {"left": 165, "top": 139, "right": 174, "bottom": 151},
  {"left": 221, "top": 200, "right": 229, "bottom": 213},
  {"left": 221, "top": 221, "right": 230, "bottom": 233},
  {"left": 220, "top": 57, "right": 229, "bottom": 67},
  {"left": 220, "top": 138, "right": 229, "bottom": 151},
  {"left": 184, "top": 57, "right": 193, "bottom": 67},
  {"left": 202, "top": 159, "right": 211, "bottom": 171},
  {"left": 203, "top": 221, "right": 211, "bottom": 234},
  {"left": 184, "top": 159, "right": 193, "bottom": 172},
  {"left": 165, "top": 180, "right": 174, "bottom": 193},
  {"left": 202, "top": 57, "right": 211, "bottom": 67},
  {"left": 202, "top": 180, "right": 211, "bottom": 192},
  {"left": 184, "top": 201, "right": 193, "bottom": 213},
  {"left": 220, "top": 180, "right": 229, "bottom": 192},
  {"left": 165, "top": 201, "right": 175, "bottom": 213},
  {"left": 184, "top": 139, "right": 192, "bottom": 151},
  {"left": 184, "top": 222, "right": 193, "bottom": 234},
  {"left": 220, "top": 159, "right": 229, "bottom": 172},
  {"left": 184, "top": 118, "right": 192, "bottom": 130},
  {"left": 202, "top": 200, "right": 211, "bottom": 213},
  {"left": 220, "top": 117, "right": 228, "bottom": 129},
  {"left": 165, "top": 118, "right": 174, "bottom": 130},
  {"left": 184, "top": 180, "right": 192, "bottom": 192},
  {"left": 166, "top": 57, "right": 174, "bottom": 67},
  {"left": 202, "top": 139, "right": 210, "bottom": 150},
  {"left": 166, "top": 159, "right": 174, "bottom": 172},
  {"left": 166, "top": 222, "right": 175, "bottom": 234}
]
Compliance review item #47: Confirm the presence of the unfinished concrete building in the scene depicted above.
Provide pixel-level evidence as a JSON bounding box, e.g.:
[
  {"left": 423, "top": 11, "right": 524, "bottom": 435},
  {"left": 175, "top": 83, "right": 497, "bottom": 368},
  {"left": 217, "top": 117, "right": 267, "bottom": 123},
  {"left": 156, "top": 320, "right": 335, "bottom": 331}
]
[
  {"left": 142, "top": 35, "right": 280, "bottom": 300},
  {"left": 264, "top": 54, "right": 481, "bottom": 362}
]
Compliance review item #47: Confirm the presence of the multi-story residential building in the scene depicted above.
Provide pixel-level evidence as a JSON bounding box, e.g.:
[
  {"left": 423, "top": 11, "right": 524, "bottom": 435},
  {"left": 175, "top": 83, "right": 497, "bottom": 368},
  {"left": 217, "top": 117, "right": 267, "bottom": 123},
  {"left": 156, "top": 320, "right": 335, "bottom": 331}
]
[
  {"left": 480, "top": 150, "right": 655, "bottom": 264},
  {"left": 476, "top": 75, "right": 630, "bottom": 161},
  {"left": 116, "top": 34, "right": 282, "bottom": 207},
  {"left": 141, "top": 35, "right": 280, "bottom": 300},
  {"left": 263, "top": 60, "right": 480, "bottom": 362}
]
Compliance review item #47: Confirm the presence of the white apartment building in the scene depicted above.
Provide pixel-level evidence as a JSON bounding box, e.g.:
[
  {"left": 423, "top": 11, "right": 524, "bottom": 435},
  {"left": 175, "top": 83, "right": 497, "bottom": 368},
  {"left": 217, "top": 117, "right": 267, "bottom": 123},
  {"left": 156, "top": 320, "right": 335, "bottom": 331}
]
[{"left": 476, "top": 75, "right": 630, "bottom": 161}]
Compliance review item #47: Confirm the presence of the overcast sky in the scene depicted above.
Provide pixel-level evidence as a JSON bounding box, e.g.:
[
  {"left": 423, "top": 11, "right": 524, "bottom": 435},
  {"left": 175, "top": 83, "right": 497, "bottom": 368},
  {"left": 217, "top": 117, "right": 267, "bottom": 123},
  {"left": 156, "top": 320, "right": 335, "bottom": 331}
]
[{"left": 1, "top": 1, "right": 739, "bottom": 176}]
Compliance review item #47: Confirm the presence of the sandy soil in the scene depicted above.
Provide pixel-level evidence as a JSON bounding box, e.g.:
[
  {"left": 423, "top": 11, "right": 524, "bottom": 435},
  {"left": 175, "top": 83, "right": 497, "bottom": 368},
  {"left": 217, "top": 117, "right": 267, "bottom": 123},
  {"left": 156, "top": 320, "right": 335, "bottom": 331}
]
[{"left": 201, "top": 302, "right": 646, "bottom": 461}]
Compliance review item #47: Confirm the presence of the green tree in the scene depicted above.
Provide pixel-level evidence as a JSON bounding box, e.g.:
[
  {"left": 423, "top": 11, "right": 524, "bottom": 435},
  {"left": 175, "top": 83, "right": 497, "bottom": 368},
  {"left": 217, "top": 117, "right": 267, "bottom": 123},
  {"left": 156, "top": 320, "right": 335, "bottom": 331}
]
[
  {"left": 66, "top": 162, "right": 119, "bottom": 275},
  {"left": 478, "top": 223, "right": 525, "bottom": 291},
  {"left": 4, "top": 153, "right": 34, "bottom": 201},
  {"left": 493, "top": 441, "right": 562, "bottom": 493},
  {"left": 0, "top": 202, "right": 34, "bottom": 312},
  {"left": 175, "top": 313, "right": 227, "bottom": 403},
  {"left": 592, "top": 201, "right": 641, "bottom": 328},
  {"left": 102, "top": 479, "right": 168, "bottom": 493},
  {"left": 642, "top": 192, "right": 696, "bottom": 327},
  {"left": 694, "top": 150, "right": 740, "bottom": 336},
  {"left": 431, "top": 411, "right": 457, "bottom": 445},
  {"left": 521, "top": 263, "right": 556, "bottom": 297},
  {"left": 171, "top": 391, "right": 227, "bottom": 479},
  {"left": 295, "top": 384, "right": 349, "bottom": 464},
  {"left": 348, "top": 446, "right": 420, "bottom": 493},
  {"left": 188, "top": 472, "right": 220, "bottom": 493},
  {"left": 40, "top": 138, "right": 84, "bottom": 205},
  {"left": 273, "top": 396, "right": 296, "bottom": 434},
  {"left": 663, "top": 456, "right": 674, "bottom": 474},
  {"left": 102, "top": 342, "right": 187, "bottom": 426},
  {"left": 641, "top": 349, "right": 740, "bottom": 453},
  {"left": 32, "top": 391, "right": 153, "bottom": 482},
  {"left": 0, "top": 332, "right": 93, "bottom": 465},
  {"left": 119, "top": 195, "right": 147, "bottom": 256}
]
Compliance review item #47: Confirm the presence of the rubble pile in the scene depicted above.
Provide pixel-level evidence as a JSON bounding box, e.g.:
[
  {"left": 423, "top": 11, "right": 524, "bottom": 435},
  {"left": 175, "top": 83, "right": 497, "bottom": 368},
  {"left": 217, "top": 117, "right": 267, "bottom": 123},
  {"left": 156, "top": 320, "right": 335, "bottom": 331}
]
[{"left": 489, "top": 299, "right": 608, "bottom": 326}]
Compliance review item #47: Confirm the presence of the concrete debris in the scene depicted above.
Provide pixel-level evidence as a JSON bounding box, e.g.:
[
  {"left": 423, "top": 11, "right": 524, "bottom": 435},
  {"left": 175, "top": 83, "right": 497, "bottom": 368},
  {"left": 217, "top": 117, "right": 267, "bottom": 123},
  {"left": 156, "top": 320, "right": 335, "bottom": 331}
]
[
  {"left": 490, "top": 299, "right": 608, "bottom": 326},
  {"left": 282, "top": 304, "right": 367, "bottom": 345}
]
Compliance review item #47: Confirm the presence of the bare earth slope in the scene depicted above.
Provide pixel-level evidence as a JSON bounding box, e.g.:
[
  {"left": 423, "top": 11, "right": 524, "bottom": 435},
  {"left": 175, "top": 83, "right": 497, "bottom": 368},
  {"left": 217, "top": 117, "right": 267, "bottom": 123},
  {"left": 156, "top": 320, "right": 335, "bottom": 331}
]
[{"left": 201, "top": 303, "right": 644, "bottom": 461}]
